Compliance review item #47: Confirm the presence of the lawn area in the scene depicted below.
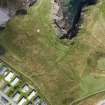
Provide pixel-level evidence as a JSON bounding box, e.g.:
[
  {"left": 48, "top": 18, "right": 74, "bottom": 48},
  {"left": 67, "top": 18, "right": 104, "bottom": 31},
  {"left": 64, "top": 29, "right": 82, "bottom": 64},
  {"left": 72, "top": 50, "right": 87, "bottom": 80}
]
[{"left": 0, "top": 0, "right": 105, "bottom": 105}]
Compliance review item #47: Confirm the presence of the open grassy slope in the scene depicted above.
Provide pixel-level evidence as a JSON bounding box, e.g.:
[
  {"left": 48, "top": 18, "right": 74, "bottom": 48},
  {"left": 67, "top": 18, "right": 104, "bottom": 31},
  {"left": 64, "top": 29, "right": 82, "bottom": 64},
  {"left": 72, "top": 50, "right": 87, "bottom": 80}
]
[{"left": 0, "top": 0, "right": 105, "bottom": 105}]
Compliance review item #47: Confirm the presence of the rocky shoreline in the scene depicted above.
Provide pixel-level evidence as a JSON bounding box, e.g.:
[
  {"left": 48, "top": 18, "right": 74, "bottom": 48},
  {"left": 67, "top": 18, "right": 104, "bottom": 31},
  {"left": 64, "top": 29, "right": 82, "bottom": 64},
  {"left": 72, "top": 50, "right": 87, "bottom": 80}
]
[
  {"left": 0, "top": 0, "right": 37, "bottom": 29},
  {"left": 52, "top": 0, "right": 97, "bottom": 39},
  {"left": 52, "top": 0, "right": 69, "bottom": 38}
]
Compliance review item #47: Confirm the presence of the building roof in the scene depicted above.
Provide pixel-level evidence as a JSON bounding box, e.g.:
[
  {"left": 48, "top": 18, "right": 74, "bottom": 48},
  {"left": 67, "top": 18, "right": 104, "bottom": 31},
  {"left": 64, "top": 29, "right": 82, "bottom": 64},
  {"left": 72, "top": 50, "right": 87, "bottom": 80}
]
[
  {"left": 34, "top": 96, "right": 40, "bottom": 105},
  {"left": 2, "top": 85, "right": 10, "bottom": 94},
  {"left": 22, "top": 84, "right": 30, "bottom": 93},
  {"left": 0, "top": 66, "right": 8, "bottom": 75},
  {"left": 0, "top": 96, "right": 9, "bottom": 105},
  {"left": 41, "top": 101, "right": 47, "bottom": 105},
  {"left": 18, "top": 97, "right": 27, "bottom": 105},
  {"left": 11, "top": 77, "right": 19, "bottom": 86},
  {"left": 27, "top": 90, "right": 37, "bottom": 100},
  {"left": 5, "top": 72, "right": 14, "bottom": 82},
  {"left": 13, "top": 92, "right": 21, "bottom": 102}
]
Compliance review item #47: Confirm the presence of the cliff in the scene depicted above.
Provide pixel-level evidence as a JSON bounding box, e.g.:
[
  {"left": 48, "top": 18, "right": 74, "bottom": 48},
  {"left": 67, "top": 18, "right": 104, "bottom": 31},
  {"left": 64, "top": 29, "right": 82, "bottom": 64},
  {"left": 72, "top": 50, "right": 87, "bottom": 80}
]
[
  {"left": 53, "top": 0, "right": 97, "bottom": 39},
  {"left": 0, "top": 0, "right": 37, "bottom": 29}
]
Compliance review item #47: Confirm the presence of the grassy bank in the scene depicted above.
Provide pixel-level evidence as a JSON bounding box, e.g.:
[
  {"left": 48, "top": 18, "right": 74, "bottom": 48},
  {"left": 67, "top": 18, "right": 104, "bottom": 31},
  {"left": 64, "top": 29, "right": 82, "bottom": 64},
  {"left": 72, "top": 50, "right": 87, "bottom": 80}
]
[{"left": 0, "top": 0, "right": 105, "bottom": 105}]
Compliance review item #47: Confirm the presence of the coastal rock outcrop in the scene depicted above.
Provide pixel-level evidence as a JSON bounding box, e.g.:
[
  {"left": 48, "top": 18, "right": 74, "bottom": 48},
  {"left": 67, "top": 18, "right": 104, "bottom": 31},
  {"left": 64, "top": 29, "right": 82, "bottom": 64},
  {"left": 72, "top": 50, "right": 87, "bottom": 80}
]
[
  {"left": 53, "top": 0, "right": 97, "bottom": 39},
  {"left": 0, "top": 0, "right": 37, "bottom": 29}
]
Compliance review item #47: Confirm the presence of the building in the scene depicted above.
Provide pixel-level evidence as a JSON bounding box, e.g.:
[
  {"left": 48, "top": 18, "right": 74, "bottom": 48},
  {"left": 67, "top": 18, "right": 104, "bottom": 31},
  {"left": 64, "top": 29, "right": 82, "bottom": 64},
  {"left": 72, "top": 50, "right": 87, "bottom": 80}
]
[
  {"left": 41, "top": 101, "right": 47, "bottom": 105},
  {"left": 0, "top": 96, "right": 9, "bottom": 105},
  {"left": 5, "top": 72, "right": 14, "bottom": 82},
  {"left": 22, "top": 84, "right": 30, "bottom": 93},
  {"left": 13, "top": 92, "right": 21, "bottom": 103},
  {"left": 27, "top": 90, "right": 37, "bottom": 100},
  {"left": 18, "top": 97, "right": 27, "bottom": 105},
  {"left": 11, "top": 77, "right": 20, "bottom": 86},
  {"left": 0, "top": 66, "right": 8, "bottom": 76},
  {"left": 2, "top": 84, "right": 10, "bottom": 94},
  {"left": 34, "top": 96, "right": 41, "bottom": 105}
]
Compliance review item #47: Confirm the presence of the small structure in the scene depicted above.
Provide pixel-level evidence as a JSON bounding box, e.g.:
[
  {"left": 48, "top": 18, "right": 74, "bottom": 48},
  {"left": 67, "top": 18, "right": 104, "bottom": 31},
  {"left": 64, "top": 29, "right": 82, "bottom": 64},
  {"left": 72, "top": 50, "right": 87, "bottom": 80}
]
[
  {"left": 0, "top": 96, "right": 9, "bottom": 105},
  {"left": 34, "top": 96, "right": 41, "bottom": 105},
  {"left": 11, "top": 77, "right": 19, "bottom": 86},
  {"left": 27, "top": 90, "right": 37, "bottom": 100},
  {"left": 2, "top": 84, "right": 10, "bottom": 94},
  {"left": 18, "top": 97, "right": 27, "bottom": 105},
  {"left": 0, "top": 66, "right": 8, "bottom": 75},
  {"left": 5, "top": 72, "right": 14, "bottom": 82},
  {"left": 41, "top": 101, "right": 47, "bottom": 105},
  {"left": 22, "top": 84, "right": 30, "bottom": 93},
  {"left": 13, "top": 92, "right": 21, "bottom": 103},
  {"left": 37, "top": 29, "right": 40, "bottom": 33}
]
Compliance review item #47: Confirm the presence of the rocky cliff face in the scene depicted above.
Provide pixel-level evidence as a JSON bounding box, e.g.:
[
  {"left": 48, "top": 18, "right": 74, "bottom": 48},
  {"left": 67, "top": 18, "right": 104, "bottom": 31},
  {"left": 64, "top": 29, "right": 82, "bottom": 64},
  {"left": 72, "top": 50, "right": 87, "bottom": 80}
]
[
  {"left": 0, "top": 0, "right": 37, "bottom": 29},
  {"left": 53, "top": 0, "right": 97, "bottom": 39}
]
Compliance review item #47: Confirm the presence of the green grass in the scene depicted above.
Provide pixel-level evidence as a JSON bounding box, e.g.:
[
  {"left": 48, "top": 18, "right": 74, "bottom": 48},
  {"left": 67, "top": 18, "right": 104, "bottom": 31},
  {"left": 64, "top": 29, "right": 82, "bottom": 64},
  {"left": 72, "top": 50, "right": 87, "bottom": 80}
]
[
  {"left": 97, "top": 58, "right": 105, "bottom": 71},
  {"left": 0, "top": 0, "right": 105, "bottom": 105}
]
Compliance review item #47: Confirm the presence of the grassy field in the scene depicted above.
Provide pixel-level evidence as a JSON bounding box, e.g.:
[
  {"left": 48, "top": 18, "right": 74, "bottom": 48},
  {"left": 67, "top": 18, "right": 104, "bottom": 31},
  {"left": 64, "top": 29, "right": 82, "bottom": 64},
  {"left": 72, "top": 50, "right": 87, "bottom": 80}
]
[{"left": 0, "top": 0, "right": 105, "bottom": 105}]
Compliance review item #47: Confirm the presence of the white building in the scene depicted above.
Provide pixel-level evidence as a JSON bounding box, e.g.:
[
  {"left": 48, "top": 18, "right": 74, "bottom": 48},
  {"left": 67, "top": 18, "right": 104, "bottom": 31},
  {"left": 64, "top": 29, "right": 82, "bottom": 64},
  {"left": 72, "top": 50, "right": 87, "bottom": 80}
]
[
  {"left": 13, "top": 92, "right": 21, "bottom": 102},
  {"left": 41, "top": 101, "right": 47, "bottom": 105},
  {"left": 34, "top": 96, "right": 40, "bottom": 105},
  {"left": 18, "top": 97, "right": 27, "bottom": 105},
  {"left": 11, "top": 77, "right": 19, "bottom": 86},
  {"left": 0, "top": 66, "right": 8, "bottom": 75},
  {"left": 22, "top": 84, "right": 30, "bottom": 93},
  {"left": 27, "top": 90, "right": 37, "bottom": 100},
  {"left": 2, "top": 85, "right": 10, "bottom": 94},
  {"left": 5, "top": 72, "right": 14, "bottom": 82}
]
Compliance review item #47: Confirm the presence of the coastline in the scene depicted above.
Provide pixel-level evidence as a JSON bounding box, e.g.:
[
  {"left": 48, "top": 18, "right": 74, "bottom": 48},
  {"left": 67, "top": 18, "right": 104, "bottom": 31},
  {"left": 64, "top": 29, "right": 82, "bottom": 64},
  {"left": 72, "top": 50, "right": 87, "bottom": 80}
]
[
  {"left": 51, "top": 0, "right": 68, "bottom": 38},
  {"left": 51, "top": 0, "right": 97, "bottom": 39}
]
